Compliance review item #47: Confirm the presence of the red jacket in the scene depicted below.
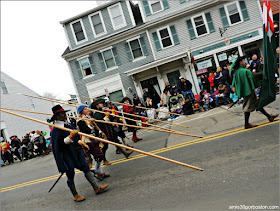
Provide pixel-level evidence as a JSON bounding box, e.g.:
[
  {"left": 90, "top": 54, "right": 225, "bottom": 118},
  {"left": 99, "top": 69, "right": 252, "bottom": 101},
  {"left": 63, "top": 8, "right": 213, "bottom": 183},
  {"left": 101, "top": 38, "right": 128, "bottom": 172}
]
[
  {"left": 123, "top": 104, "right": 135, "bottom": 114},
  {"left": 208, "top": 75, "right": 214, "bottom": 87}
]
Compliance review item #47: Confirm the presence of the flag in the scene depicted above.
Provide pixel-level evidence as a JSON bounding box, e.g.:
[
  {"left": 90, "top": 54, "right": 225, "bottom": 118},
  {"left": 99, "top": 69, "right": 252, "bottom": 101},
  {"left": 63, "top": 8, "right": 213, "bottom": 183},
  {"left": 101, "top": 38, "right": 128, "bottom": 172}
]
[{"left": 257, "top": 0, "right": 277, "bottom": 110}]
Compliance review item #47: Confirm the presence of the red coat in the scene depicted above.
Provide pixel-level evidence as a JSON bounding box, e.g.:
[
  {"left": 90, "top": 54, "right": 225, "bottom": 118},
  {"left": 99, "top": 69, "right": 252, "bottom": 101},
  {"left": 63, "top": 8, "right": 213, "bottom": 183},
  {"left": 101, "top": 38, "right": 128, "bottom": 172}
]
[
  {"left": 208, "top": 75, "right": 214, "bottom": 87},
  {"left": 123, "top": 104, "right": 136, "bottom": 132}
]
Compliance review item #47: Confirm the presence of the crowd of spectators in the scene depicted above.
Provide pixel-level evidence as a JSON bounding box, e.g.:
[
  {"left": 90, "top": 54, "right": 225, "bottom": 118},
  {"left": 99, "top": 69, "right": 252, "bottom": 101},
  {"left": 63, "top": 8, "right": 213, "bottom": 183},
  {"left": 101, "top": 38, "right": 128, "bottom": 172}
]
[{"left": 1, "top": 131, "right": 51, "bottom": 167}]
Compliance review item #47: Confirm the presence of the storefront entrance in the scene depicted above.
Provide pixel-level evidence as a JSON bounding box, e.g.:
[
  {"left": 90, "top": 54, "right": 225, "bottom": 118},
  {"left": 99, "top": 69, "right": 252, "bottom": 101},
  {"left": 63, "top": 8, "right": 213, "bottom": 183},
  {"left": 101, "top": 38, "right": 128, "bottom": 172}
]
[{"left": 140, "top": 77, "right": 161, "bottom": 105}]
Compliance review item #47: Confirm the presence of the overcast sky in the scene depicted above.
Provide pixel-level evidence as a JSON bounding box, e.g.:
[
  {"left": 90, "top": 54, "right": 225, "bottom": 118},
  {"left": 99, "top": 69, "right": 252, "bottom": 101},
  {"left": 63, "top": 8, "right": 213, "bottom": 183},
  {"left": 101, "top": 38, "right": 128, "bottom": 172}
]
[{"left": 1, "top": 1, "right": 101, "bottom": 100}]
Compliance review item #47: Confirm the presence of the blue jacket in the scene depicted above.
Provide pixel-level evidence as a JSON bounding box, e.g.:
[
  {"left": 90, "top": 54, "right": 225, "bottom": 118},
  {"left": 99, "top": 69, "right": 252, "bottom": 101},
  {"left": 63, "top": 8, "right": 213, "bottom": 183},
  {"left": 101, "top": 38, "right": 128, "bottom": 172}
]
[{"left": 51, "top": 125, "right": 85, "bottom": 173}]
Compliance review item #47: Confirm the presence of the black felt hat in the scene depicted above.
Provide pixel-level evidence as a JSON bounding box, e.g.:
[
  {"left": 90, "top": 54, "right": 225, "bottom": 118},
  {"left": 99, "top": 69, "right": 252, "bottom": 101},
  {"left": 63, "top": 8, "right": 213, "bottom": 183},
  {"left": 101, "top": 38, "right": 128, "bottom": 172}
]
[
  {"left": 90, "top": 98, "right": 105, "bottom": 109},
  {"left": 50, "top": 105, "right": 70, "bottom": 122}
]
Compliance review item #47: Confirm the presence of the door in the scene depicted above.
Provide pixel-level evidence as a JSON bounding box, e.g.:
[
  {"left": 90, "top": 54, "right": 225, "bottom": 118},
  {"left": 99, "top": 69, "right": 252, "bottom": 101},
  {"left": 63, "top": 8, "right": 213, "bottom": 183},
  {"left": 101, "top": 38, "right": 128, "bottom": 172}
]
[
  {"left": 140, "top": 77, "right": 161, "bottom": 106},
  {"left": 167, "top": 70, "right": 180, "bottom": 86}
]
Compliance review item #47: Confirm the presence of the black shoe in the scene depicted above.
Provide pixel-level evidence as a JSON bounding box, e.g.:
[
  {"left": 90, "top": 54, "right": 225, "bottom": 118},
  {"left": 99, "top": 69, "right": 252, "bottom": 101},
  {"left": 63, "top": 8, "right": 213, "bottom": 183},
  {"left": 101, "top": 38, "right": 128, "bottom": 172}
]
[{"left": 125, "top": 150, "right": 133, "bottom": 159}]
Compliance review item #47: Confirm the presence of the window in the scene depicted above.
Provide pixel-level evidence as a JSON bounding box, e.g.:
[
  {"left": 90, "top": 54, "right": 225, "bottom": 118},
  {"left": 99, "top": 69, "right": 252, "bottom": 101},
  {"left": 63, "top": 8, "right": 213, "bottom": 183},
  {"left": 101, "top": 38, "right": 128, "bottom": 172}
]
[
  {"left": 89, "top": 12, "right": 106, "bottom": 37},
  {"left": 102, "top": 49, "right": 116, "bottom": 69},
  {"left": 79, "top": 57, "right": 92, "bottom": 76},
  {"left": 1, "top": 81, "right": 8, "bottom": 94},
  {"left": 129, "top": 39, "right": 143, "bottom": 59},
  {"left": 225, "top": 2, "right": 242, "bottom": 25},
  {"left": 193, "top": 15, "right": 208, "bottom": 36},
  {"left": 150, "top": 1, "right": 163, "bottom": 13},
  {"left": 158, "top": 27, "right": 173, "bottom": 48},
  {"left": 70, "top": 19, "right": 87, "bottom": 44},
  {"left": 108, "top": 3, "right": 126, "bottom": 30}
]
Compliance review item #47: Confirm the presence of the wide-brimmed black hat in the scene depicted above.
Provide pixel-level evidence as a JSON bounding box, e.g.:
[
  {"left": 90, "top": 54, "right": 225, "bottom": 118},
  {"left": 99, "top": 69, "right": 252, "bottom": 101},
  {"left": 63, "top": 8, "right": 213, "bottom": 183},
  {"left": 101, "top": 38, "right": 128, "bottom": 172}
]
[
  {"left": 120, "top": 97, "right": 132, "bottom": 104},
  {"left": 50, "top": 105, "right": 70, "bottom": 122},
  {"left": 90, "top": 98, "right": 105, "bottom": 109}
]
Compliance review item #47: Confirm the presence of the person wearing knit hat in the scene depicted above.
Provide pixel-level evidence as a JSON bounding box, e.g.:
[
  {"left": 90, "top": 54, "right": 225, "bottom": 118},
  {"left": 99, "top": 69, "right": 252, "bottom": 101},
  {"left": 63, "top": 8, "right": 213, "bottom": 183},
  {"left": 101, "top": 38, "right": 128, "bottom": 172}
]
[
  {"left": 76, "top": 105, "right": 110, "bottom": 180},
  {"left": 230, "top": 56, "right": 278, "bottom": 129}
]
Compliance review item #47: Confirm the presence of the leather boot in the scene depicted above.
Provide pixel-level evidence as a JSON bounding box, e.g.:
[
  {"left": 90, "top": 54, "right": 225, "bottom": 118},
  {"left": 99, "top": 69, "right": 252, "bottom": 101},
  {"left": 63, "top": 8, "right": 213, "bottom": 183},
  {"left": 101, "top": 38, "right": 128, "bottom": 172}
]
[
  {"left": 103, "top": 160, "right": 112, "bottom": 165},
  {"left": 94, "top": 184, "right": 109, "bottom": 195},
  {"left": 244, "top": 123, "right": 258, "bottom": 129},
  {"left": 84, "top": 171, "right": 99, "bottom": 190},
  {"left": 125, "top": 150, "right": 133, "bottom": 159},
  {"left": 268, "top": 113, "right": 279, "bottom": 122},
  {"left": 73, "top": 194, "right": 85, "bottom": 202}
]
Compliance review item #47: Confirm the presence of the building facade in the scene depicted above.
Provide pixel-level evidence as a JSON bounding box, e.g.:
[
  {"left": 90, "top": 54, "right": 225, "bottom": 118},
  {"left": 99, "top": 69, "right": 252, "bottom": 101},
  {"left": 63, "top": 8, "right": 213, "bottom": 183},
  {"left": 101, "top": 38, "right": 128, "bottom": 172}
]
[
  {"left": 0, "top": 72, "right": 77, "bottom": 140},
  {"left": 61, "top": 0, "right": 264, "bottom": 105}
]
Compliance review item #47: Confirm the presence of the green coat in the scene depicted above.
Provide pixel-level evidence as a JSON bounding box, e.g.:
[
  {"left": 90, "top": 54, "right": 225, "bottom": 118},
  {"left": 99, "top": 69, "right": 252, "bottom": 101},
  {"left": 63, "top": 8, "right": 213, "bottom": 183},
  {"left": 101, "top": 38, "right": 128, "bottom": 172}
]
[{"left": 231, "top": 66, "right": 256, "bottom": 98}]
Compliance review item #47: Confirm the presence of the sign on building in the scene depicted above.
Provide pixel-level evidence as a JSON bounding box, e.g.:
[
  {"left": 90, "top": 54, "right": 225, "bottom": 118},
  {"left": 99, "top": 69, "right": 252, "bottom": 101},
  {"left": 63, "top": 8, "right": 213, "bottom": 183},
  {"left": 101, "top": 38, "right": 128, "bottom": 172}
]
[{"left": 196, "top": 59, "right": 212, "bottom": 70}]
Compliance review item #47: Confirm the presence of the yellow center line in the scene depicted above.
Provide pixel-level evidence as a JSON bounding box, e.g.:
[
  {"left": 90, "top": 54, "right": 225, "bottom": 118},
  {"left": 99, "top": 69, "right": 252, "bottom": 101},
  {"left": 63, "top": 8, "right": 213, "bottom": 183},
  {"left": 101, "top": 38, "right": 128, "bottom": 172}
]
[{"left": 1, "top": 119, "right": 278, "bottom": 193}]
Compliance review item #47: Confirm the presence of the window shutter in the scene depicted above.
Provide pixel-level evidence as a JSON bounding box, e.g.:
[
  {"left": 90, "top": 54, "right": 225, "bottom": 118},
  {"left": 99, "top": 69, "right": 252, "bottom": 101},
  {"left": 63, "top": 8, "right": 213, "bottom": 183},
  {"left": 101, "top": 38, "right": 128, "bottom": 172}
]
[
  {"left": 186, "top": 19, "right": 196, "bottom": 40},
  {"left": 152, "top": 32, "right": 162, "bottom": 51},
  {"left": 125, "top": 43, "right": 133, "bottom": 62},
  {"left": 143, "top": 0, "right": 151, "bottom": 16},
  {"left": 239, "top": 1, "right": 250, "bottom": 21},
  {"left": 205, "top": 12, "right": 215, "bottom": 33},
  {"left": 180, "top": 0, "right": 186, "bottom": 3},
  {"left": 75, "top": 61, "right": 83, "bottom": 79},
  {"left": 139, "top": 36, "right": 149, "bottom": 56},
  {"left": 162, "top": 1, "right": 170, "bottom": 10},
  {"left": 112, "top": 47, "right": 121, "bottom": 66},
  {"left": 170, "top": 25, "right": 180, "bottom": 45},
  {"left": 98, "top": 53, "right": 106, "bottom": 71},
  {"left": 88, "top": 56, "right": 97, "bottom": 74},
  {"left": 219, "top": 7, "right": 229, "bottom": 28}
]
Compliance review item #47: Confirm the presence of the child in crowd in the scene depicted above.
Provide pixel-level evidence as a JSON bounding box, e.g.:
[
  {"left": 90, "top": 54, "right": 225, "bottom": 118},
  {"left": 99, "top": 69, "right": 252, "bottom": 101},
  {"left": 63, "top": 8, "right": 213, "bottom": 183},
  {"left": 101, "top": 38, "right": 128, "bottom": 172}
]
[{"left": 202, "top": 90, "right": 211, "bottom": 111}]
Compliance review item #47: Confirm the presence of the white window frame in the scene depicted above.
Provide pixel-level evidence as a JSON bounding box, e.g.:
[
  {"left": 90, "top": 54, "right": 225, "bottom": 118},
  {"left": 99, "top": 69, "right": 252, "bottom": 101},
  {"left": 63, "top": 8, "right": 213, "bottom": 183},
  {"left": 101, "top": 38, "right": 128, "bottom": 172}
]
[
  {"left": 77, "top": 55, "right": 93, "bottom": 77},
  {"left": 107, "top": 2, "right": 127, "bottom": 30},
  {"left": 70, "top": 18, "right": 88, "bottom": 45},
  {"left": 126, "top": 36, "right": 146, "bottom": 61},
  {"left": 156, "top": 26, "right": 174, "bottom": 50},
  {"left": 88, "top": 11, "right": 107, "bottom": 38},
  {"left": 148, "top": 0, "right": 164, "bottom": 14},
  {"left": 100, "top": 47, "right": 117, "bottom": 71},
  {"left": 224, "top": 1, "right": 244, "bottom": 26},
  {"left": 191, "top": 13, "right": 210, "bottom": 38}
]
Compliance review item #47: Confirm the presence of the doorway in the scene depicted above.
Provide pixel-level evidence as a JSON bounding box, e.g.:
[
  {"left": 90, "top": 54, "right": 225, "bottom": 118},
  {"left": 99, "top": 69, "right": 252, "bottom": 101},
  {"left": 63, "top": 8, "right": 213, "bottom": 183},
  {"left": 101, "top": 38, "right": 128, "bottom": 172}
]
[
  {"left": 167, "top": 70, "right": 180, "bottom": 86},
  {"left": 140, "top": 77, "right": 161, "bottom": 106}
]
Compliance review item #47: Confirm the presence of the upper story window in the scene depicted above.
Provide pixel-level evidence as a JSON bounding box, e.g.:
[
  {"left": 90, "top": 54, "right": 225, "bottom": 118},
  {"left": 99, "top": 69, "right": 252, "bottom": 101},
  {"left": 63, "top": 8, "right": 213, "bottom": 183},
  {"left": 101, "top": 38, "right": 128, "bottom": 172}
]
[
  {"left": 78, "top": 57, "right": 93, "bottom": 76},
  {"left": 98, "top": 47, "right": 121, "bottom": 71},
  {"left": 192, "top": 14, "right": 209, "bottom": 37},
  {"left": 225, "top": 2, "right": 242, "bottom": 25},
  {"left": 142, "top": 0, "right": 169, "bottom": 16},
  {"left": 125, "top": 36, "right": 149, "bottom": 62},
  {"left": 89, "top": 11, "right": 106, "bottom": 37},
  {"left": 1, "top": 81, "right": 8, "bottom": 94},
  {"left": 70, "top": 19, "right": 88, "bottom": 44},
  {"left": 108, "top": 3, "right": 126, "bottom": 30},
  {"left": 150, "top": 1, "right": 163, "bottom": 13},
  {"left": 129, "top": 39, "right": 143, "bottom": 59},
  {"left": 152, "top": 25, "right": 180, "bottom": 51}
]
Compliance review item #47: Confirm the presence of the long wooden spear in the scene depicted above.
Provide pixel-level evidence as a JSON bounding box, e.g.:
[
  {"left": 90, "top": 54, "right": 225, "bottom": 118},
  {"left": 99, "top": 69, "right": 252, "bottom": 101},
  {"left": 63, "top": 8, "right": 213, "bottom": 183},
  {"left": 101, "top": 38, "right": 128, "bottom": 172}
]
[
  {"left": 1, "top": 107, "right": 192, "bottom": 137},
  {"left": 1, "top": 107, "right": 201, "bottom": 137},
  {"left": 79, "top": 95, "right": 189, "bottom": 128},
  {"left": 79, "top": 95, "right": 188, "bottom": 118},
  {"left": 22, "top": 94, "right": 201, "bottom": 138},
  {"left": 0, "top": 108, "right": 203, "bottom": 171}
]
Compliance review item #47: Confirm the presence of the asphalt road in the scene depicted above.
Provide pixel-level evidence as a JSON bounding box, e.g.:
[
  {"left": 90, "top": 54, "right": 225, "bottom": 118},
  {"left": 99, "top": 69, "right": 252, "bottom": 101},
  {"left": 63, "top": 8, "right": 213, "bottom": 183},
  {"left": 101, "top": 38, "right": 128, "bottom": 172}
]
[{"left": 0, "top": 98, "right": 279, "bottom": 211}]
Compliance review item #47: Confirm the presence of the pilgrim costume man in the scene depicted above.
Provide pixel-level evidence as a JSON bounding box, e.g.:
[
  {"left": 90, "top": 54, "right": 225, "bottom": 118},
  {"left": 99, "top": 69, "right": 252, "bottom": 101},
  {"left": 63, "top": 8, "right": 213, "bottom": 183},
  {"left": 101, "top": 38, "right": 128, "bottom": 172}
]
[
  {"left": 76, "top": 105, "right": 110, "bottom": 180},
  {"left": 50, "top": 105, "right": 109, "bottom": 202},
  {"left": 230, "top": 56, "right": 278, "bottom": 129},
  {"left": 121, "top": 97, "right": 142, "bottom": 142},
  {"left": 90, "top": 99, "right": 133, "bottom": 163}
]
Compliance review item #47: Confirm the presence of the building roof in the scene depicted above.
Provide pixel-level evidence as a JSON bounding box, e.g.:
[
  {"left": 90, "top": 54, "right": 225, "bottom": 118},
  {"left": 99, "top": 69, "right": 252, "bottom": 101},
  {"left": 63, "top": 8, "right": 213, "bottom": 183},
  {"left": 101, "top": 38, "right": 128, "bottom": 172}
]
[
  {"left": 260, "top": 1, "right": 279, "bottom": 15},
  {"left": 60, "top": 0, "right": 125, "bottom": 25}
]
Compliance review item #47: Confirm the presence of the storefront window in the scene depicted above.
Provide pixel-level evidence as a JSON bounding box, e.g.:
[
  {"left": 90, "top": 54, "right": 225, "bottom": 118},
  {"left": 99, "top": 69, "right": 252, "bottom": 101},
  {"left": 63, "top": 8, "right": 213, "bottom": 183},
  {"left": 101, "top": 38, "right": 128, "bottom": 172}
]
[
  {"left": 216, "top": 47, "right": 239, "bottom": 68},
  {"left": 194, "top": 55, "right": 216, "bottom": 77},
  {"left": 243, "top": 43, "right": 261, "bottom": 64}
]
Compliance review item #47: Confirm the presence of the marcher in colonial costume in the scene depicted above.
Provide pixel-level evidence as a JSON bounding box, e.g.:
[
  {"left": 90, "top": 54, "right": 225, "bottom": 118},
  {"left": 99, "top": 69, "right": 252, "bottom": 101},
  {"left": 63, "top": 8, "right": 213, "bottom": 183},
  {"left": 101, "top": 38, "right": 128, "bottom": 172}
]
[
  {"left": 121, "top": 97, "right": 142, "bottom": 142},
  {"left": 106, "top": 101, "right": 134, "bottom": 154},
  {"left": 90, "top": 99, "right": 133, "bottom": 163},
  {"left": 230, "top": 56, "right": 278, "bottom": 129},
  {"left": 76, "top": 105, "right": 110, "bottom": 180},
  {"left": 50, "top": 105, "right": 109, "bottom": 202}
]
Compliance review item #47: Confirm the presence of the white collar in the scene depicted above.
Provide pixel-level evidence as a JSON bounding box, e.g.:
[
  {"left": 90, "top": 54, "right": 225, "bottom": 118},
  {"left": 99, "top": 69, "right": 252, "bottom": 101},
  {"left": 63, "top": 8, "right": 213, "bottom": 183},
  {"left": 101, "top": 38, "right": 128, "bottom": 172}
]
[{"left": 54, "top": 120, "right": 65, "bottom": 127}]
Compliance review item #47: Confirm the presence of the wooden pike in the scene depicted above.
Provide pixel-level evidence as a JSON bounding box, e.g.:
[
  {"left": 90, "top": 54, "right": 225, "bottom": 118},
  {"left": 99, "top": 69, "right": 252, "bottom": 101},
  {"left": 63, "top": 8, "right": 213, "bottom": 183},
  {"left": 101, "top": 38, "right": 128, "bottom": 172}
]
[
  {"left": 75, "top": 95, "right": 189, "bottom": 129},
  {"left": 0, "top": 108, "right": 203, "bottom": 171},
  {"left": 1, "top": 107, "right": 202, "bottom": 138},
  {"left": 22, "top": 94, "right": 202, "bottom": 138}
]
